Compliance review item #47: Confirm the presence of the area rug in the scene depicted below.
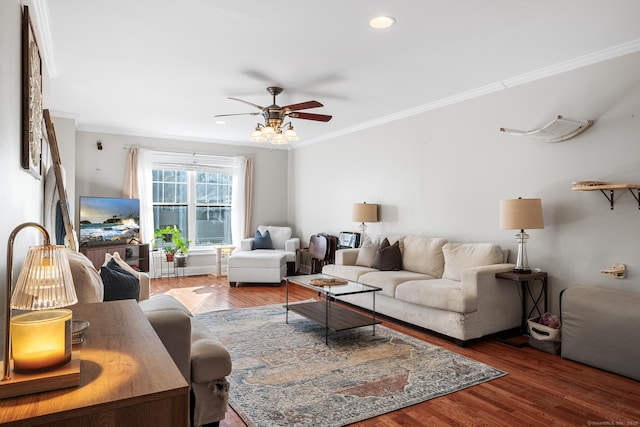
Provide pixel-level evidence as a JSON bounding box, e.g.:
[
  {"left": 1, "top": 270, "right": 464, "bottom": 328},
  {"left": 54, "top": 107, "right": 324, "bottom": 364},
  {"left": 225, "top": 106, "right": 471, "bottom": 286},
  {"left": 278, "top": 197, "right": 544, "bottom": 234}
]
[{"left": 195, "top": 303, "right": 507, "bottom": 427}]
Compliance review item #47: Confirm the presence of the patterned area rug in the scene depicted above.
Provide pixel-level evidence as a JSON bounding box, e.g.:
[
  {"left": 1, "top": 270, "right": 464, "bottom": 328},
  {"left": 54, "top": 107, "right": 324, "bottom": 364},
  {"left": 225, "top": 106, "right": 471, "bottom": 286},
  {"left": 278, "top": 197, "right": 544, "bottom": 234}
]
[{"left": 195, "top": 303, "right": 506, "bottom": 427}]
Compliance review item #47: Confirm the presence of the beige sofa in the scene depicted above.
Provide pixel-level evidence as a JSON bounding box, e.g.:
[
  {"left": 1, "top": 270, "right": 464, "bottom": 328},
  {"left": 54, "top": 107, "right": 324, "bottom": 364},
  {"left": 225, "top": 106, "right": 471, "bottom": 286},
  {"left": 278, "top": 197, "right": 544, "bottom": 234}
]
[
  {"left": 67, "top": 250, "right": 232, "bottom": 427},
  {"left": 322, "top": 235, "right": 521, "bottom": 346}
]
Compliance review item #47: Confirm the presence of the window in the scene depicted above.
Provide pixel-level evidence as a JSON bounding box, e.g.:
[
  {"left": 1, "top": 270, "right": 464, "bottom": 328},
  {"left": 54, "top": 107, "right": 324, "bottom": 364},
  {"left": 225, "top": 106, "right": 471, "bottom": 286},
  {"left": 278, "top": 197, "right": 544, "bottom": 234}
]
[{"left": 151, "top": 153, "right": 237, "bottom": 248}]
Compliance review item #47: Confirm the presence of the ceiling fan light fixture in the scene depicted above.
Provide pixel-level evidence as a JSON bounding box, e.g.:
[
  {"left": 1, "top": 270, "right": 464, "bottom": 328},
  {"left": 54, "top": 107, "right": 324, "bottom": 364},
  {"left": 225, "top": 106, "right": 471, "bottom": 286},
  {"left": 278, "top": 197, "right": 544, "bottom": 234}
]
[
  {"left": 271, "top": 133, "right": 287, "bottom": 145},
  {"left": 283, "top": 123, "right": 299, "bottom": 141},
  {"left": 216, "top": 87, "right": 332, "bottom": 144},
  {"left": 250, "top": 124, "right": 267, "bottom": 142},
  {"left": 369, "top": 16, "right": 396, "bottom": 30},
  {"left": 262, "top": 125, "right": 276, "bottom": 136}
]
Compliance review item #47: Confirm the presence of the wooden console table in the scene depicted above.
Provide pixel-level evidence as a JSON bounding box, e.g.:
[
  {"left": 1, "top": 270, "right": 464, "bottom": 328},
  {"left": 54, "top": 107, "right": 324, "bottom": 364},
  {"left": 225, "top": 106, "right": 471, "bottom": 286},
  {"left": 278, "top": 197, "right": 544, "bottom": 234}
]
[{"left": 0, "top": 300, "right": 189, "bottom": 426}]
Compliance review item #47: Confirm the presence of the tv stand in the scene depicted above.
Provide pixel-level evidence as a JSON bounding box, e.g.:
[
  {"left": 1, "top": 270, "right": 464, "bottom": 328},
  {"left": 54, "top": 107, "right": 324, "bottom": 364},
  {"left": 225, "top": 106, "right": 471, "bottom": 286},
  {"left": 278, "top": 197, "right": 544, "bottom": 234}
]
[{"left": 80, "top": 243, "right": 149, "bottom": 272}]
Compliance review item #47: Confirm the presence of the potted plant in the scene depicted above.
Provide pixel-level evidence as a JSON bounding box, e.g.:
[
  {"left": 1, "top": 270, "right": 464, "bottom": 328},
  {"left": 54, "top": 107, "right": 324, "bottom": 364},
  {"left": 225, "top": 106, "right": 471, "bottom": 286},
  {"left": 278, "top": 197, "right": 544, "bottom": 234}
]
[
  {"left": 153, "top": 226, "right": 191, "bottom": 264},
  {"left": 163, "top": 243, "right": 178, "bottom": 262},
  {"left": 174, "top": 234, "right": 191, "bottom": 267}
]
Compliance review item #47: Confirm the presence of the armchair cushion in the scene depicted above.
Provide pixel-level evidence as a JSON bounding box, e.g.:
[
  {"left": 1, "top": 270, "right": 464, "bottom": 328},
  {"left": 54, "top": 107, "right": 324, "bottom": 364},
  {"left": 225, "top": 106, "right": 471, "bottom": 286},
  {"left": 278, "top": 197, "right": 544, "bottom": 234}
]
[{"left": 257, "top": 225, "right": 291, "bottom": 250}]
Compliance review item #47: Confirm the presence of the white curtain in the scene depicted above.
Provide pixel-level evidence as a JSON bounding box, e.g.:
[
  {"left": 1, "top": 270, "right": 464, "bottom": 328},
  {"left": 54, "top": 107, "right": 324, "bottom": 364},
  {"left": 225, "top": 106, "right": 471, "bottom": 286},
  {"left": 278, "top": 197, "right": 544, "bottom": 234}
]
[
  {"left": 231, "top": 156, "right": 253, "bottom": 245},
  {"left": 138, "top": 149, "right": 154, "bottom": 245},
  {"left": 123, "top": 147, "right": 154, "bottom": 244},
  {"left": 122, "top": 148, "right": 138, "bottom": 199}
]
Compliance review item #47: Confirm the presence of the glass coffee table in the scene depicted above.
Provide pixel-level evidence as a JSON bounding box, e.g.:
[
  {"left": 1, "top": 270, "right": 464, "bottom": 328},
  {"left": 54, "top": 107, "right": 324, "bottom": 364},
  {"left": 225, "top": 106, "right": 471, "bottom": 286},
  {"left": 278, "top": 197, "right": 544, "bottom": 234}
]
[{"left": 285, "top": 273, "right": 382, "bottom": 344}]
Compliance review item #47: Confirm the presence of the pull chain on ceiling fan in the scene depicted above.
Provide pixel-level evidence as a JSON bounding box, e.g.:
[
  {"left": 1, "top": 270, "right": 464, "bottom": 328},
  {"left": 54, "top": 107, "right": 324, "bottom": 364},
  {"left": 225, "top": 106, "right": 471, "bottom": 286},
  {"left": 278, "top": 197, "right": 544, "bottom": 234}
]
[{"left": 214, "top": 87, "right": 332, "bottom": 144}]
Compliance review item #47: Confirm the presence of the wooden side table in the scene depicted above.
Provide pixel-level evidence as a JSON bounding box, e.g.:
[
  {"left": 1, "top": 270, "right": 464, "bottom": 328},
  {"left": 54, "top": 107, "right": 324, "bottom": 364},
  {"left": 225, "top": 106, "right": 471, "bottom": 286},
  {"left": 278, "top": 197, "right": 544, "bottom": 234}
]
[
  {"left": 495, "top": 271, "right": 548, "bottom": 347},
  {"left": 0, "top": 300, "right": 189, "bottom": 426}
]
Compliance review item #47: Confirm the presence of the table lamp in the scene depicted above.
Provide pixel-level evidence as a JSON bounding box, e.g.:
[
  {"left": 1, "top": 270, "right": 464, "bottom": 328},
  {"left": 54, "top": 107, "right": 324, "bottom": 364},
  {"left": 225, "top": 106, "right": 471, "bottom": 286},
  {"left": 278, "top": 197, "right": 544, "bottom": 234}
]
[
  {"left": 2, "top": 222, "right": 77, "bottom": 383},
  {"left": 352, "top": 202, "right": 378, "bottom": 246},
  {"left": 499, "top": 198, "right": 544, "bottom": 274}
]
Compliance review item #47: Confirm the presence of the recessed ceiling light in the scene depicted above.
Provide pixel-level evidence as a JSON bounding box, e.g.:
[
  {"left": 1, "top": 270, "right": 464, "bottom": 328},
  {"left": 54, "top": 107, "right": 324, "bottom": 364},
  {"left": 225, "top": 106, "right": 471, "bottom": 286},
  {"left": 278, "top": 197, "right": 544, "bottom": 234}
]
[
  {"left": 215, "top": 120, "right": 226, "bottom": 125},
  {"left": 369, "top": 16, "right": 395, "bottom": 30}
]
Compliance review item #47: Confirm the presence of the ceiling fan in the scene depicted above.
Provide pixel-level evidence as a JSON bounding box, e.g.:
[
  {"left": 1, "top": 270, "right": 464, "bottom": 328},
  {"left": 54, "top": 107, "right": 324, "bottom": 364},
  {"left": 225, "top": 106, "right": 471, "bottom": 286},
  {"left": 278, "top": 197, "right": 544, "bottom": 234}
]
[{"left": 214, "top": 86, "right": 332, "bottom": 144}]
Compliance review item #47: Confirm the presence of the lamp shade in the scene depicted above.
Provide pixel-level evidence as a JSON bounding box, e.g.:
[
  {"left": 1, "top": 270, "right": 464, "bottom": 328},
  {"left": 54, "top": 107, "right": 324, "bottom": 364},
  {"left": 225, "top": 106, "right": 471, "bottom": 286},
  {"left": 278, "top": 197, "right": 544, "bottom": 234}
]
[
  {"left": 499, "top": 198, "right": 544, "bottom": 230},
  {"left": 352, "top": 203, "right": 378, "bottom": 223},
  {"left": 11, "top": 245, "right": 77, "bottom": 310}
]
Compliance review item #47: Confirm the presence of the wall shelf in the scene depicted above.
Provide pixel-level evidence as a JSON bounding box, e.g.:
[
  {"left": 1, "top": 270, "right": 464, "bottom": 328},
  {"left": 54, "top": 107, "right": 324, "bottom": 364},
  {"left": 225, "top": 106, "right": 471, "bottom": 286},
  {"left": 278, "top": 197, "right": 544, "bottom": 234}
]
[
  {"left": 501, "top": 115, "right": 593, "bottom": 143},
  {"left": 572, "top": 181, "right": 640, "bottom": 210}
]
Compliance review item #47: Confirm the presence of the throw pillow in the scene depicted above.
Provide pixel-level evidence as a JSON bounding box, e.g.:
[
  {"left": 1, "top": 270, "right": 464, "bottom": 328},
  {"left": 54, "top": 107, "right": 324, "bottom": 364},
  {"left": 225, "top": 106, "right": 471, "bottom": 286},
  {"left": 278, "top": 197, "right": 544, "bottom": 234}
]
[
  {"left": 67, "top": 250, "right": 104, "bottom": 303},
  {"left": 372, "top": 238, "right": 402, "bottom": 271},
  {"left": 101, "top": 258, "right": 140, "bottom": 301},
  {"left": 442, "top": 242, "right": 504, "bottom": 281},
  {"left": 355, "top": 236, "right": 379, "bottom": 267},
  {"left": 254, "top": 229, "right": 273, "bottom": 249},
  {"left": 103, "top": 251, "right": 140, "bottom": 277}
]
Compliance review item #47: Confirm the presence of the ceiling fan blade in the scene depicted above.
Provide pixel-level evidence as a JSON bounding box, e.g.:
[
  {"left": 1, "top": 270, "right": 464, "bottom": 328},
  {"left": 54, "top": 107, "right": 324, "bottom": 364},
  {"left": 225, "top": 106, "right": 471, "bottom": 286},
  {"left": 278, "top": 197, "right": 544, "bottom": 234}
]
[
  {"left": 282, "top": 100, "right": 324, "bottom": 111},
  {"left": 214, "top": 112, "right": 261, "bottom": 117},
  {"left": 228, "top": 97, "right": 265, "bottom": 110},
  {"left": 288, "top": 112, "right": 333, "bottom": 122}
]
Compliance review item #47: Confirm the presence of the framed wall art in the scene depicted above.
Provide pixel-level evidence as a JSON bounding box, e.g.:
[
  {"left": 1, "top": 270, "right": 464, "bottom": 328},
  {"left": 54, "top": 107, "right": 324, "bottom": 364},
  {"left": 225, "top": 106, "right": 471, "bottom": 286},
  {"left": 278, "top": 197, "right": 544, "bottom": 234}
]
[{"left": 21, "top": 5, "right": 43, "bottom": 179}]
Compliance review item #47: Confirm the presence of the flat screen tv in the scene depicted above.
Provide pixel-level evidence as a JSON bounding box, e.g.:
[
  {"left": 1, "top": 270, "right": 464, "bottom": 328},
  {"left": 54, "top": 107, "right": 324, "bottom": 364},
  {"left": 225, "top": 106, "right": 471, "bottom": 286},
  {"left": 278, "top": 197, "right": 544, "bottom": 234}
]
[{"left": 79, "top": 196, "right": 140, "bottom": 247}]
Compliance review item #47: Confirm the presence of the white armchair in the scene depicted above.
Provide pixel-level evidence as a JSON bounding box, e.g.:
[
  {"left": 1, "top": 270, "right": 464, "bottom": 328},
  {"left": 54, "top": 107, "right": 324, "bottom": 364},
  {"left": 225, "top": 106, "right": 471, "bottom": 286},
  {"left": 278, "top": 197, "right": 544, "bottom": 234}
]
[
  {"left": 228, "top": 225, "right": 300, "bottom": 286},
  {"left": 239, "top": 225, "right": 300, "bottom": 263}
]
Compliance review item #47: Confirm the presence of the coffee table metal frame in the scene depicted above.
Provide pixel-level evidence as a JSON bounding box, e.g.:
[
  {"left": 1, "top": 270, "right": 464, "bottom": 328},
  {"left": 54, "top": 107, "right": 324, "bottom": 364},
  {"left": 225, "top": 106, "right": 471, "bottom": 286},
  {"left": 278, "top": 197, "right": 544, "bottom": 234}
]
[{"left": 285, "top": 273, "right": 382, "bottom": 344}]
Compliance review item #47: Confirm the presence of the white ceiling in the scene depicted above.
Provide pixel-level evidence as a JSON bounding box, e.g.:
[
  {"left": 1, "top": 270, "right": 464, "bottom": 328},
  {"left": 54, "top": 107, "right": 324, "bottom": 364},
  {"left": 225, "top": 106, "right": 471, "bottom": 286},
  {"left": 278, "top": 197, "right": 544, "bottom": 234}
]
[{"left": 37, "top": 0, "right": 640, "bottom": 148}]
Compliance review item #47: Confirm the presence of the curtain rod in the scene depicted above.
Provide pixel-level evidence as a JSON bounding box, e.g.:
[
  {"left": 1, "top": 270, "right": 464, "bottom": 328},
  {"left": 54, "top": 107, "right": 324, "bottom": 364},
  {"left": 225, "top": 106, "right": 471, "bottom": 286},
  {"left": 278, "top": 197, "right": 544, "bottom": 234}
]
[{"left": 122, "top": 145, "right": 255, "bottom": 159}]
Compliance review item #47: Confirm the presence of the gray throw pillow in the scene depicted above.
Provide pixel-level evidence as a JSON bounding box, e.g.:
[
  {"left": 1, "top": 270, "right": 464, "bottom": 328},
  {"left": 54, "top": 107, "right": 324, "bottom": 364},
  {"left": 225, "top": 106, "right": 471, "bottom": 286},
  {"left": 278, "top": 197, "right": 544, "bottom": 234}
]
[
  {"left": 254, "top": 229, "right": 273, "bottom": 249},
  {"left": 372, "top": 238, "right": 402, "bottom": 271},
  {"left": 355, "top": 236, "right": 379, "bottom": 267}
]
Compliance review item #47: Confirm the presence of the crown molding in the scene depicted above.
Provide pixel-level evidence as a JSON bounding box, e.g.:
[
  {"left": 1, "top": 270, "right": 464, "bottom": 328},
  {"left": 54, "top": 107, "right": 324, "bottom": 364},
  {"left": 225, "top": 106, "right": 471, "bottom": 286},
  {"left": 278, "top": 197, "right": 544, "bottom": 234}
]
[
  {"left": 31, "top": 0, "right": 58, "bottom": 78},
  {"left": 49, "top": 110, "right": 80, "bottom": 121},
  {"left": 75, "top": 124, "right": 289, "bottom": 150},
  {"left": 501, "top": 39, "right": 640, "bottom": 88},
  {"left": 297, "top": 39, "right": 640, "bottom": 149}
]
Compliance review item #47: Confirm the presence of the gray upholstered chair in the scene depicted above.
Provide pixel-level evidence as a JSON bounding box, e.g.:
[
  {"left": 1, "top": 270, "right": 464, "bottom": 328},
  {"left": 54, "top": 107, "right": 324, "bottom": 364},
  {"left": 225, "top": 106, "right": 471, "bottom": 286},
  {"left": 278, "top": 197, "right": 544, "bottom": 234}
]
[{"left": 67, "top": 250, "right": 232, "bottom": 427}]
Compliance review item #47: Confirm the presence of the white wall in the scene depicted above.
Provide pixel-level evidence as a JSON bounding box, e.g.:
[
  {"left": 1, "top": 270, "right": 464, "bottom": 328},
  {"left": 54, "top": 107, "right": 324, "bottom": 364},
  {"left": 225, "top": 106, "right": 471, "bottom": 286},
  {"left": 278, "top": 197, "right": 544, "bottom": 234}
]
[
  {"left": 0, "top": 0, "right": 49, "bottom": 338},
  {"left": 289, "top": 51, "right": 640, "bottom": 313}
]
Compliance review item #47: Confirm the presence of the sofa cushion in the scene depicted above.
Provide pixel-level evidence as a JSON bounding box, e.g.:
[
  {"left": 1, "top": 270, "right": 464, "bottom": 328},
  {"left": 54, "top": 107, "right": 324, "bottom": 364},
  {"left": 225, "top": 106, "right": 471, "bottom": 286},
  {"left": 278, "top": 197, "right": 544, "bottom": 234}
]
[
  {"left": 395, "top": 279, "right": 476, "bottom": 313},
  {"left": 372, "top": 238, "right": 402, "bottom": 271},
  {"left": 254, "top": 229, "right": 273, "bottom": 249},
  {"left": 67, "top": 250, "right": 103, "bottom": 303},
  {"left": 321, "top": 264, "right": 377, "bottom": 282},
  {"left": 442, "top": 243, "right": 504, "bottom": 281},
  {"left": 355, "top": 236, "right": 379, "bottom": 267},
  {"left": 101, "top": 259, "right": 141, "bottom": 301},
  {"left": 359, "top": 270, "right": 434, "bottom": 297},
  {"left": 402, "top": 235, "right": 447, "bottom": 278}
]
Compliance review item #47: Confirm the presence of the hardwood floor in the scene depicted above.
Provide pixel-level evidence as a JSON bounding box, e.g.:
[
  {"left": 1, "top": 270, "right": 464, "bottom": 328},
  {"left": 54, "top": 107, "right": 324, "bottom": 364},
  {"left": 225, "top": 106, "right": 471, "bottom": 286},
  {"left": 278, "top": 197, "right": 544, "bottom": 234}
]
[{"left": 151, "top": 275, "right": 640, "bottom": 427}]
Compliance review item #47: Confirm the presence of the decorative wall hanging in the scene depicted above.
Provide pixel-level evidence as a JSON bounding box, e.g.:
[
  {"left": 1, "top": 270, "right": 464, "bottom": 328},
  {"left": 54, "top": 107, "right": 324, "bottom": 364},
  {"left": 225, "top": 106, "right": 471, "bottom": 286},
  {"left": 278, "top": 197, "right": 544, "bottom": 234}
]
[{"left": 21, "top": 5, "right": 43, "bottom": 179}]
